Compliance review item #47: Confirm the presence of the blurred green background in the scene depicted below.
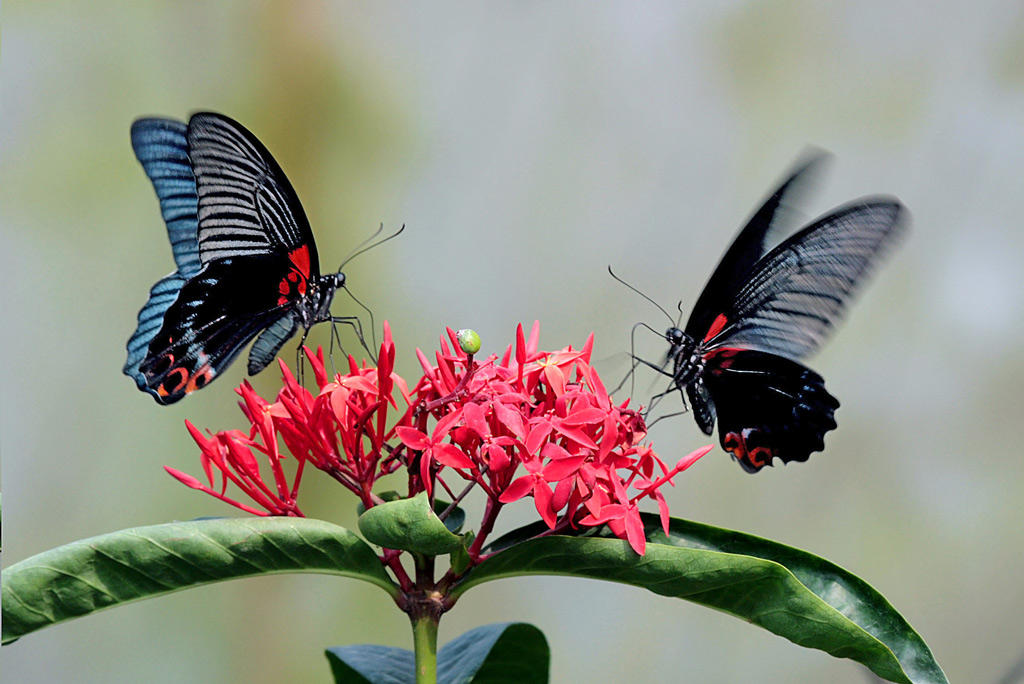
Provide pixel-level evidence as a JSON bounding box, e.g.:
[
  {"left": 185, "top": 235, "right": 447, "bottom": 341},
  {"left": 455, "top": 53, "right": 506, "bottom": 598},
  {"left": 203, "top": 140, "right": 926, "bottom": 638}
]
[{"left": 4, "top": 2, "right": 1024, "bottom": 682}]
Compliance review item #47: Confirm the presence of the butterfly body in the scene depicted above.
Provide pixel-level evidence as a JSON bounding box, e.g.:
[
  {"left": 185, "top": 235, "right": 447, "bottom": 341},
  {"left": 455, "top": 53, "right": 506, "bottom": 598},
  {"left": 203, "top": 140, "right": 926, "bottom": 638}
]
[
  {"left": 662, "top": 154, "right": 906, "bottom": 472},
  {"left": 124, "top": 112, "right": 342, "bottom": 404}
]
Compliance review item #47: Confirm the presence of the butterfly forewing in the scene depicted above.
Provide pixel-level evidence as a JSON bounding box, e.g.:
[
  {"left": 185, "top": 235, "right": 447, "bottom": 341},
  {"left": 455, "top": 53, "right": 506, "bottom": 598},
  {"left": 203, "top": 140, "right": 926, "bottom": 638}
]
[
  {"left": 129, "top": 119, "right": 202, "bottom": 277},
  {"left": 685, "top": 152, "right": 829, "bottom": 339},
  {"left": 710, "top": 201, "right": 907, "bottom": 359},
  {"left": 187, "top": 113, "right": 319, "bottom": 267},
  {"left": 124, "top": 119, "right": 203, "bottom": 389}
]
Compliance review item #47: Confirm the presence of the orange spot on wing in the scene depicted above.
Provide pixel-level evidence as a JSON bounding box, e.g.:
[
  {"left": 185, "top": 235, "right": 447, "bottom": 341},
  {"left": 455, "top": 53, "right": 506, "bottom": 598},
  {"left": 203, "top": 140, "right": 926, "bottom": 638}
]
[
  {"left": 185, "top": 365, "right": 215, "bottom": 394},
  {"left": 160, "top": 367, "right": 189, "bottom": 396}
]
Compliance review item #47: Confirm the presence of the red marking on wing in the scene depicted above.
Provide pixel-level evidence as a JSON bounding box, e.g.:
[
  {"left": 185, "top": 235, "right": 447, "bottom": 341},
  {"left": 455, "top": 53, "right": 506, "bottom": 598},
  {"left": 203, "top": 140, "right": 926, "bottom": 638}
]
[
  {"left": 185, "top": 365, "right": 215, "bottom": 394},
  {"left": 289, "top": 245, "right": 311, "bottom": 279},
  {"left": 723, "top": 429, "right": 776, "bottom": 471},
  {"left": 158, "top": 367, "right": 189, "bottom": 397},
  {"left": 703, "top": 313, "right": 728, "bottom": 342},
  {"left": 277, "top": 245, "right": 311, "bottom": 303},
  {"left": 703, "top": 347, "right": 743, "bottom": 373}
]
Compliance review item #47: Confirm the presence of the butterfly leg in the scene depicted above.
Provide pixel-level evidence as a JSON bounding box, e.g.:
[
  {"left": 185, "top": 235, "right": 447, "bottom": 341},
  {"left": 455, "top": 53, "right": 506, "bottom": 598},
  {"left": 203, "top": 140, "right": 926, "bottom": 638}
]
[{"left": 327, "top": 315, "right": 376, "bottom": 372}]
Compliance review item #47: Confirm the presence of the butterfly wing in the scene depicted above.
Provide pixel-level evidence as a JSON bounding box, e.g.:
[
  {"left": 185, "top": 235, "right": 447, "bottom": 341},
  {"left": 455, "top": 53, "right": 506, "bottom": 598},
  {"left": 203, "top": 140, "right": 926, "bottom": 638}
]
[
  {"left": 685, "top": 152, "right": 829, "bottom": 339},
  {"left": 705, "top": 200, "right": 907, "bottom": 359},
  {"left": 248, "top": 313, "right": 300, "bottom": 376},
  {"left": 137, "top": 256, "right": 297, "bottom": 404},
  {"left": 126, "top": 113, "right": 323, "bottom": 403},
  {"left": 124, "top": 119, "right": 202, "bottom": 389},
  {"left": 701, "top": 349, "right": 839, "bottom": 472},
  {"left": 187, "top": 112, "right": 319, "bottom": 267}
]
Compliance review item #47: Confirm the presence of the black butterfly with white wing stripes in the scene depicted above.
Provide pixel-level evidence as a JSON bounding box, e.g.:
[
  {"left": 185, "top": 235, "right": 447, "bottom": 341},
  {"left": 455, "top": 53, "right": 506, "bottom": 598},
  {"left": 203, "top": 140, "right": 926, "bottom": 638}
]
[
  {"left": 651, "top": 153, "right": 908, "bottom": 472},
  {"left": 124, "top": 112, "right": 350, "bottom": 404}
]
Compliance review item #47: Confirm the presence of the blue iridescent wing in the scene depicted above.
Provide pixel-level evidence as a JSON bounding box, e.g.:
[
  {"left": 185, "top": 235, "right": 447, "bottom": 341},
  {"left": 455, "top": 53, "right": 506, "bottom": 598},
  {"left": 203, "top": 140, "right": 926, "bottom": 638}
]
[
  {"left": 123, "top": 118, "right": 201, "bottom": 391},
  {"left": 248, "top": 313, "right": 301, "bottom": 376}
]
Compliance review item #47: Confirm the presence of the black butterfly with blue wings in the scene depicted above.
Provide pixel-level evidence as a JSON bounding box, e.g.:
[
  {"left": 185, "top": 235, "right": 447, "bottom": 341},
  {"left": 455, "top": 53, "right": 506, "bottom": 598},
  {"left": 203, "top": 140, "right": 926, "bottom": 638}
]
[
  {"left": 124, "top": 112, "right": 348, "bottom": 404},
  {"left": 651, "top": 153, "right": 908, "bottom": 472}
]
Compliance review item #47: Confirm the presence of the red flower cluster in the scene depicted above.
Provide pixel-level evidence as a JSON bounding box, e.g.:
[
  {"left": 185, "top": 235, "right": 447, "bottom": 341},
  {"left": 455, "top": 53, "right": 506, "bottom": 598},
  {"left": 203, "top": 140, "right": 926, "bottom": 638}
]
[{"left": 170, "top": 322, "right": 711, "bottom": 556}]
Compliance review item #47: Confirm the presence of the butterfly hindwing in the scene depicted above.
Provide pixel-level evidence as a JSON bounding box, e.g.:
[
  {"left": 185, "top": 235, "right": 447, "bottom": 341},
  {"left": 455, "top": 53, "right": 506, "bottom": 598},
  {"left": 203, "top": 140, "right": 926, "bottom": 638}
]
[
  {"left": 700, "top": 349, "right": 839, "bottom": 473},
  {"left": 137, "top": 256, "right": 299, "bottom": 404},
  {"left": 248, "top": 313, "right": 300, "bottom": 376},
  {"left": 124, "top": 273, "right": 188, "bottom": 391}
]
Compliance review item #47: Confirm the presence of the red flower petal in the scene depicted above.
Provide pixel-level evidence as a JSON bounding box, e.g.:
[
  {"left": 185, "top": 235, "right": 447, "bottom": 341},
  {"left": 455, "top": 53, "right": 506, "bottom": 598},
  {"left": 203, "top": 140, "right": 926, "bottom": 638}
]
[
  {"left": 552, "top": 423, "right": 599, "bottom": 451},
  {"left": 433, "top": 443, "right": 475, "bottom": 470},
  {"left": 541, "top": 455, "right": 586, "bottom": 482},
  {"left": 164, "top": 466, "right": 204, "bottom": 489},
  {"left": 623, "top": 506, "right": 646, "bottom": 555},
  {"left": 533, "top": 481, "right": 556, "bottom": 527},
  {"left": 540, "top": 442, "right": 573, "bottom": 460},
  {"left": 487, "top": 443, "right": 511, "bottom": 472},
  {"left": 525, "top": 420, "right": 553, "bottom": 456},
  {"left": 492, "top": 400, "right": 526, "bottom": 441},
  {"left": 560, "top": 406, "right": 610, "bottom": 426},
  {"left": 499, "top": 475, "right": 535, "bottom": 503},
  {"left": 396, "top": 426, "right": 430, "bottom": 451},
  {"left": 462, "top": 401, "right": 489, "bottom": 438}
]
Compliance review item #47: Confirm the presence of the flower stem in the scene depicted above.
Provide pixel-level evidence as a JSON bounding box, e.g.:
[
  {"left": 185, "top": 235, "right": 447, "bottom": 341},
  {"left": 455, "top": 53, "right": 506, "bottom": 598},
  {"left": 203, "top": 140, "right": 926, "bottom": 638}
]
[{"left": 411, "top": 614, "right": 439, "bottom": 684}]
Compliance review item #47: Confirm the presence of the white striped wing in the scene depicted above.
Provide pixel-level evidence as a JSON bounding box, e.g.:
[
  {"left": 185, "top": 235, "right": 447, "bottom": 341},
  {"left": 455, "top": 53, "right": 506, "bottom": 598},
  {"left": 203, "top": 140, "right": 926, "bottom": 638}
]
[
  {"left": 709, "top": 200, "right": 908, "bottom": 360},
  {"left": 187, "top": 112, "right": 317, "bottom": 266}
]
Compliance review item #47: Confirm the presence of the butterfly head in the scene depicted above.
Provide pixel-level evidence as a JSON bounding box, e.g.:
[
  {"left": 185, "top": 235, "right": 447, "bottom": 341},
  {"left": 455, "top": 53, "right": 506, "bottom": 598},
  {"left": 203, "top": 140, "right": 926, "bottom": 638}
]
[
  {"left": 331, "top": 269, "right": 346, "bottom": 290},
  {"left": 665, "top": 327, "right": 690, "bottom": 357}
]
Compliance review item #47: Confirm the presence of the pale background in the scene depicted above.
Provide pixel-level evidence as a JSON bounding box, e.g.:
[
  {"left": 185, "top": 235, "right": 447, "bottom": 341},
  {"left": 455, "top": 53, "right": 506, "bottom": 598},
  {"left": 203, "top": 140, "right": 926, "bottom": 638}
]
[{"left": 3, "top": 2, "right": 1024, "bottom": 683}]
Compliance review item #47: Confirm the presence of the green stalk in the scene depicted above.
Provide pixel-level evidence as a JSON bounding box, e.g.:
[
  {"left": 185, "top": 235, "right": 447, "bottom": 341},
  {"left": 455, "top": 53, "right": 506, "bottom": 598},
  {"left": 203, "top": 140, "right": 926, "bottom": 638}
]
[{"left": 412, "top": 614, "right": 439, "bottom": 684}]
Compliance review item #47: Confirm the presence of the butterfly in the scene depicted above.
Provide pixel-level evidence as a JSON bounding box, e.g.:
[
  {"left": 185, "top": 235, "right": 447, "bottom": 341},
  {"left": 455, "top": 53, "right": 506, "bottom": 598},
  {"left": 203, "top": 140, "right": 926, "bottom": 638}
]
[
  {"left": 654, "top": 152, "right": 908, "bottom": 472},
  {"left": 124, "top": 112, "right": 346, "bottom": 404}
]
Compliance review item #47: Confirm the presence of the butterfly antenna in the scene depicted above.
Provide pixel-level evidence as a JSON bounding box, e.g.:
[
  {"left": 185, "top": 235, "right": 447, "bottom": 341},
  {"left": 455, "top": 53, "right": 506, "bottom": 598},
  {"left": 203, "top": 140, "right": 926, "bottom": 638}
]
[
  {"left": 610, "top": 323, "right": 642, "bottom": 396},
  {"left": 607, "top": 266, "right": 676, "bottom": 327},
  {"left": 336, "top": 223, "right": 406, "bottom": 273}
]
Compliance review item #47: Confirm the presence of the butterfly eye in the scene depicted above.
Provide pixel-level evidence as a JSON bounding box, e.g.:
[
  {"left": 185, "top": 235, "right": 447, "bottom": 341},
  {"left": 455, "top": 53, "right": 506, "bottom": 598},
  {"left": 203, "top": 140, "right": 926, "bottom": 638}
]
[{"left": 665, "top": 327, "right": 685, "bottom": 345}]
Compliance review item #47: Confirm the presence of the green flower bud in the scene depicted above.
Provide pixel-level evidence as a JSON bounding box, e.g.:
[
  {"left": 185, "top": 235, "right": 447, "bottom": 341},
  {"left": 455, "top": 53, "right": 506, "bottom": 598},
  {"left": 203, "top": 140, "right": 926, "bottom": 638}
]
[{"left": 456, "top": 329, "right": 481, "bottom": 355}]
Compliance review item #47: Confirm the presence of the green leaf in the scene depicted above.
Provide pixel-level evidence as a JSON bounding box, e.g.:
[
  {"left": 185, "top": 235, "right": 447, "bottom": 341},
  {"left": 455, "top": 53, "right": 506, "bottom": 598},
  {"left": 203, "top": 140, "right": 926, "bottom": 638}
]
[
  {"left": 454, "top": 515, "right": 946, "bottom": 684},
  {"left": 2, "top": 517, "right": 397, "bottom": 644},
  {"left": 435, "top": 501, "right": 466, "bottom": 536},
  {"left": 358, "top": 492, "right": 463, "bottom": 555},
  {"left": 326, "top": 645, "right": 413, "bottom": 684},
  {"left": 326, "top": 622, "right": 548, "bottom": 684},
  {"left": 438, "top": 622, "right": 548, "bottom": 684}
]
